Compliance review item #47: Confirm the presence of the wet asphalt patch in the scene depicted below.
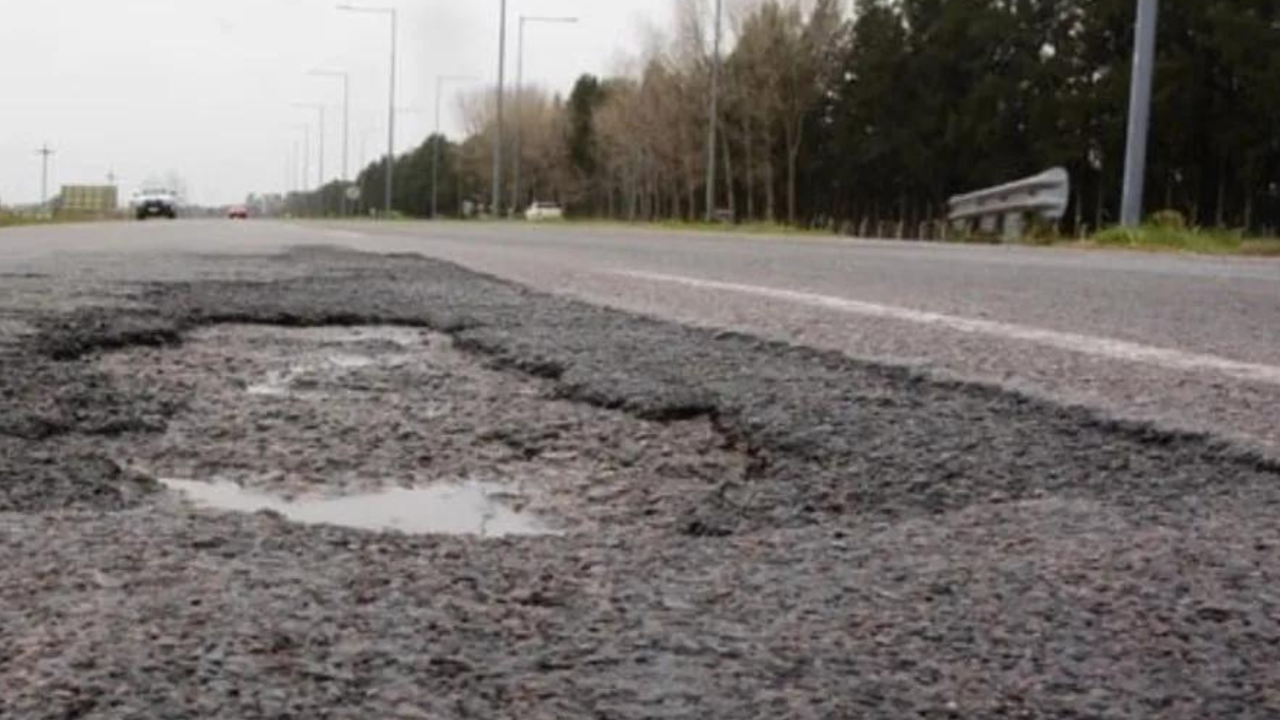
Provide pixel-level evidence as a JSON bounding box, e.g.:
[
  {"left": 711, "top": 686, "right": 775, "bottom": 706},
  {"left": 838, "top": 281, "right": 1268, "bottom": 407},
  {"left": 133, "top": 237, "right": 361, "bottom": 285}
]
[
  {"left": 3, "top": 247, "right": 1280, "bottom": 718},
  {"left": 91, "top": 323, "right": 748, "bottom": 535}
]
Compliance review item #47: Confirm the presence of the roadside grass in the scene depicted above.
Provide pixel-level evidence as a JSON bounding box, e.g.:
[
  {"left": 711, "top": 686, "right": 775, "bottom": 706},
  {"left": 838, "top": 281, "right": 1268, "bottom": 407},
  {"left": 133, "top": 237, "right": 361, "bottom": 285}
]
[
  {"left": 1, "top": 212, "right": 124, "bottom": 229},
  {"left": 0, "top": 213, "right": 48, "bottom": 229},
  {"left": 283, "top": 215, "right": 1280, "bottom": 257},
  {"left": 1083, "top": 224, "right": 1280, "bottom": 257},
  {"left": 652, "top": 218, "right": 831, "bottom": 236},
  {"left": 563, "top": 217, "right": 833, "bottom": 238}
]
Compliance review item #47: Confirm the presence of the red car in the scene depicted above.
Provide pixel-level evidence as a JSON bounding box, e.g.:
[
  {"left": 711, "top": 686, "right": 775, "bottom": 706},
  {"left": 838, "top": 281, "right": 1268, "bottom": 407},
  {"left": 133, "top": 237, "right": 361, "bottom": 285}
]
[{"left": 227, "top": 206, "right": 249, "bottom": 220}]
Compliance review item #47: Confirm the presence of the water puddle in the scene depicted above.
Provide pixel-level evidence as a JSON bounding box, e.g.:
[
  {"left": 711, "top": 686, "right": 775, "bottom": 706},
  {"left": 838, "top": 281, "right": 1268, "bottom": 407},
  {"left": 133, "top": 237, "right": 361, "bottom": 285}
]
[
  {"left": 161, "top": 478, "right": 557, "bottom": 537},
  {"left": 245, "top": 353, "right": 394, "bottom": 397}
]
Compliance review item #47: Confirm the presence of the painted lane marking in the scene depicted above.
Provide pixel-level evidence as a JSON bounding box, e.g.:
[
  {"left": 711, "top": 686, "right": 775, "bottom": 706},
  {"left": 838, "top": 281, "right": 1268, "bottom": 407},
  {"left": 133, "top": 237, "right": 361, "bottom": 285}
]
[{"left": 614, "top": 270, "right": 1280, "bottom": 386}]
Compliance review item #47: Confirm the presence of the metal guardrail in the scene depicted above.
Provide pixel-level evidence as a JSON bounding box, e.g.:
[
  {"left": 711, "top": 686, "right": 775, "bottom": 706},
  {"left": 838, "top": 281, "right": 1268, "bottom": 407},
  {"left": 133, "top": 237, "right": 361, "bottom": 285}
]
[{"left": 948, "top": 167, "right": 1070, "bottom": 241}]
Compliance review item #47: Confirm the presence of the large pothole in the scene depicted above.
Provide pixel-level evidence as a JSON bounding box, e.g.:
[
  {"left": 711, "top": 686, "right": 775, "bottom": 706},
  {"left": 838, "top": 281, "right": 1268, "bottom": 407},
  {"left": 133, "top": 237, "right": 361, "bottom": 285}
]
[{"left": 94, "top": 325, "right": 751, "bottom": 536}]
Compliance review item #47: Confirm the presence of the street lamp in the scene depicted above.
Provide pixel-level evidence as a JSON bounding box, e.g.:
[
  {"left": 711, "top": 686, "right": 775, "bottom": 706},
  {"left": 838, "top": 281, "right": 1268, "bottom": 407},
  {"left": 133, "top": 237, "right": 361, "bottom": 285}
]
[
  {"left": 292, "top": 102, "right": 326, "bottom": 189},
  {"left": 705, "top": 0, "right": 723, "bottom": 222},
  {"left": 337, "top": 3, "right": 398, "bottom": 217},
  {"left": 1120, "top": 0, "right": 1158, "bottom": 227},
  {"left": 293, "top": 123, "right": 311, "bottom": 215},
  {"left": 293, "top": 123, "right": 312, "bottom": 192},
  {"left": 493, "top": 0, "right": 508, "bottom": 218},
  {"left": 309, "top": 69, "right": 351, "bottom": 215},
  {"left": 434, "top": 74, "right": 478, "bottom": 219},
  {"left": 35, "top": 144, "right": 55, "bottom": 213},
  {"left": 512, "top": 15, "right": 577, "bottom": 214}
]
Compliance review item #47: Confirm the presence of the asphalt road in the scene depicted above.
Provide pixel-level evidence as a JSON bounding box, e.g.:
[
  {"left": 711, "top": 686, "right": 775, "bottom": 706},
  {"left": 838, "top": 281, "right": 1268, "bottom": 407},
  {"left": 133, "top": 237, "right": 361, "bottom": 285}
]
[
  {"left": 5, "top": 219, "right": 1279, "bottom": 452},
  {"left": 5, "top": 220, "right": 1280, "bottom": 718}
]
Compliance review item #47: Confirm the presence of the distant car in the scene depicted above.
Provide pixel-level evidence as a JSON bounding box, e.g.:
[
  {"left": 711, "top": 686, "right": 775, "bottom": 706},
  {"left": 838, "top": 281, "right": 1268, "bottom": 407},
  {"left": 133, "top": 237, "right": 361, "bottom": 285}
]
[
  {"left": 227, "top": 206, "right": 249, "bottom": 220},
  {"left": 131, "top": 189, "right": 178, "bottom": 220},
  {"left": 524, "top": 201, "right": 564, "bottom": 221}
]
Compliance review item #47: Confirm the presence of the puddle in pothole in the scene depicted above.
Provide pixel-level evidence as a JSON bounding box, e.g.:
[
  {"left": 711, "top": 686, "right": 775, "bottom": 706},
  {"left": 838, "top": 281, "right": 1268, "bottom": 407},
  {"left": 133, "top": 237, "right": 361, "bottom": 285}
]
[
  {"left": 246, "top": 353, "right": 394, "bottom": 397},
  {"left": 161, "top": 478, "right": 558, "bottom": 537}
]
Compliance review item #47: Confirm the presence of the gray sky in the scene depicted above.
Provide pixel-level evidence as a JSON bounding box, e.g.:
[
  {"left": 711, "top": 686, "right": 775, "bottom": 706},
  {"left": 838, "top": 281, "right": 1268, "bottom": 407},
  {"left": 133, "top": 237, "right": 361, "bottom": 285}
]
[{"left": 0, "top": 0, "right": 672, "bottom": 206}]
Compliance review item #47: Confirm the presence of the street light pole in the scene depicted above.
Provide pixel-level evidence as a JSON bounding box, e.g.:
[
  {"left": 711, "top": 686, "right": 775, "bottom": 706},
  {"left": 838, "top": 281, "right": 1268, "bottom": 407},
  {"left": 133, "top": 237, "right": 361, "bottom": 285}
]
[
  {"left": 296, "top": 123, "right": 311, "bottom": 192},
  {"left": 35, "top": 144, "right": 55, "bottom": 213},
  {"left": 493, "top": 0, "right": 508, "bottom": 218},
  {"left": 310, "top": 70, "right": 351, "bottom": 215},
  {"left": 338, "top": 4, "right": 398, "bottom": 216},
  {"left": 293, "top": 103, "right": 326, "bottom": 210},
  {"left": 512, "top": 15, "right": 578, "bottom": 214},
  {"left": 434, "top": 75, "right": 478, "bottom": 219},
  {"left": 705, "top": 0, "right": 723, "bottom": 223},
  {"left": 1120, "top": 0, "right": 1158, "bottom": 227}
]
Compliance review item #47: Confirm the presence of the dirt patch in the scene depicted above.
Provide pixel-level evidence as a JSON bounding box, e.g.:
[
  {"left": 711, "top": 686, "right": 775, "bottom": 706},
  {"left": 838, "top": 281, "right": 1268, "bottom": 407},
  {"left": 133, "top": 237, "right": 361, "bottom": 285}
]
[{"left": 94, "top": 325, "right": 751, "bottom": 535}]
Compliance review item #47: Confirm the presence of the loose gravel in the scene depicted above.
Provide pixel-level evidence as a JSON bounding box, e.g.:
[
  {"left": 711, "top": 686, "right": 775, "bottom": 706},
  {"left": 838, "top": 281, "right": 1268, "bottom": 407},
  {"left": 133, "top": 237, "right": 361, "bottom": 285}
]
[{"left": 2, "top": 247, "right": 1279, "bottom": 719}]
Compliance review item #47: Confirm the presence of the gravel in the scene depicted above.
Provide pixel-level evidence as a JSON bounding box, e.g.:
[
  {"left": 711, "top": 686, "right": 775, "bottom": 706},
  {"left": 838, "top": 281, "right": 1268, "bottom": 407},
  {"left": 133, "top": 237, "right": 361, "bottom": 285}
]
[{"left": 3, "top": 246, "right": 1279, "bottom": 718}]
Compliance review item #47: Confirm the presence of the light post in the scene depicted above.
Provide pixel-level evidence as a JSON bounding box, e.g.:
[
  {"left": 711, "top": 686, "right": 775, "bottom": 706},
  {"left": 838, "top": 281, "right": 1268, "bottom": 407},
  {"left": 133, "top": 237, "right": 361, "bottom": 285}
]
[
  {"left": 1120, "top": 0, "right": 1159, "bottom": 227},
  {"left": 35, "top": 144, "right": 55, "bottom": 214},
  {"left": 338, "top": 3, "right": 398, "bottom": 217},
  {"left": 434, "top": 74, "right": 478, "bottom": 219},
  {"left": 286, "top": 142, "right": 297, "bottom": 196},
  {"left": 310, "top": 70, "right": 350, "bottom": 215},
  {"left": 294, "top": 123, "right": 311, "bottom": 192},
  {"left": 705, "top": 0, "right": 723, "bottom": 222},
  {"left": 492, "top": 0, "right": 508, "bottom": 217},
  {"left": 512, "top": 15, "right": 577, "bottom": 214},
  {"left": 292, "top": 102, "right": 326, "bottom": 187}
]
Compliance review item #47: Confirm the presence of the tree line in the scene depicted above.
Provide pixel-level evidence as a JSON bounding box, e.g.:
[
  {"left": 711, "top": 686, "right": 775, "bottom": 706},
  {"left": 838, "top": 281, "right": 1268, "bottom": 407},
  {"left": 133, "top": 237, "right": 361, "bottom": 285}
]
[{"left": 285, "top": 0, "right": 1280, "bottom": 235}]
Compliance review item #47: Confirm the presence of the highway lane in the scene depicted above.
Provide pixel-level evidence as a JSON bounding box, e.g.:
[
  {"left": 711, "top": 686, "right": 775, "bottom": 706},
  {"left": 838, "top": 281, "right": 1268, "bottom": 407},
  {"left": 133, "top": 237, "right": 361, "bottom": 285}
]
[
  {"left": 4, "top": 219, "right": 1279, "bottom": 451},
  {"left": 5, "top": 220, "right": 1280, "bottom": 715}
]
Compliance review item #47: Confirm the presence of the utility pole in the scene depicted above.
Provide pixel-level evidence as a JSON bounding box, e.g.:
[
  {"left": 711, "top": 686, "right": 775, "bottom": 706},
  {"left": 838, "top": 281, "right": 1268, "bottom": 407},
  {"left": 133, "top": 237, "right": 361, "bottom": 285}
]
[
  {"left": 705, "top": 0, "right": 723, "bottom": 222},
  {"left": 310, "top": 70, "right": 351, "bottom": 215},
  {"left": 491, "top": 0, "right": 506, "bottom": 215},
  {"left": 295, "top": 123, "right": 311, "bottom": 193},
  {"left": 493, "top": 0, "right": 508, "bottom": 218},
  {"left": 35, "top": 144, "right": 55, "bottom": 213},
  {"left": 512, "top": 15, "right": 578, "bottom": 214},
  {"left": 337, "top": 4, "right": 398, "bottom": 216},
  {"left": 1120, "top": 0, "right": 1158, "bottom": 227}
]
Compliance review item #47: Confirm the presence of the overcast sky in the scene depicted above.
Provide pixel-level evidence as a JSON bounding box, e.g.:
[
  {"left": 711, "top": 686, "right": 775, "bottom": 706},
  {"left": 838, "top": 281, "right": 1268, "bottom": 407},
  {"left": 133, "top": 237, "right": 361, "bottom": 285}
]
[{"left": 0, "top": 0, "right": 673, "bottom": 206}]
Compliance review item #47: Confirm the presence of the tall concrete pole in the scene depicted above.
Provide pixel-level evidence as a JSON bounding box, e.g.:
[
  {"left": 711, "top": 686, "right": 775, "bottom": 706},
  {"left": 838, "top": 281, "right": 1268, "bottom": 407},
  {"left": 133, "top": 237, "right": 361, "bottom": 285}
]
[
  {"left": 513, "top": 16, "right": 526, "bottom": 215},
  {"left": 705, "top": 0, "right": 723, "bottom": 222},
  {"left": 319, "top": 105, "right": 327, "bottom": 189},
  {"left": 310, "top": 70, "right": 351, "bottom": 214},
  {"left": 300, "top": 124, "right": 311, "bottom": 193},
  {"left": 293, "top": 103, "right": 326, "bottom": 209},
  {"left": 341, "top": 74, "right": 350, "bottom": 212},
  {"left": 493, "top": 0, "right": 508, "bottom": 217},
  {"left": 387, "top": 8, "right": 397, "bottom": 215},
  {"left": 512, "top": 15, "right": 578, "bottom": 214},
  {"left": 337, "top": 4, "right": 397, "bottom": 216},
  {"left": 35, "top": 144, "right": 55, "bottom": 212},
  {"left": 1120, "top": 0, "right": 1158, "bottom": 227}
]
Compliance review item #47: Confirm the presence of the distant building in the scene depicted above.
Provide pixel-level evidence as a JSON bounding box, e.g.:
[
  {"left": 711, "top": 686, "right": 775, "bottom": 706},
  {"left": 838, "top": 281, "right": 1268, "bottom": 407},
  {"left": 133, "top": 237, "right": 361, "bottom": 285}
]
[{"left": 59, "top": 185, "right": 119, "bottom": 214}]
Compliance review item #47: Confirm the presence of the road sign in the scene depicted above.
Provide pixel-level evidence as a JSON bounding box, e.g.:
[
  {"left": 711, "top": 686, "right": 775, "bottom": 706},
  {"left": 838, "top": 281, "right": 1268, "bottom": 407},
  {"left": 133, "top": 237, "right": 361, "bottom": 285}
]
[{"left": 345, "top": 186, "right": 361, "bottom": 202}]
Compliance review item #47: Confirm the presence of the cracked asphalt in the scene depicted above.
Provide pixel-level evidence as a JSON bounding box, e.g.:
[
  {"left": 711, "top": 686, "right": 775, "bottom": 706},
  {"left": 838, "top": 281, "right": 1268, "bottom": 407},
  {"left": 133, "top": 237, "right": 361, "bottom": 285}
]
[{"left": 2, "top": 223, "right": 1280, "bottom": 718}]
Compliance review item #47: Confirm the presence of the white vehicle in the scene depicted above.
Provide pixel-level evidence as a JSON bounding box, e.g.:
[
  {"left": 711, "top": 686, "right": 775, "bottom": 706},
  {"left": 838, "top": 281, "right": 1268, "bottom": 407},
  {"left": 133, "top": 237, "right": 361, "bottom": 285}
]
[
  {"left": 524, "top": 201, "right": 564, "bottom": 221},
  {"left": 131, "top": 188, "right": 179, "bottom": 220}
]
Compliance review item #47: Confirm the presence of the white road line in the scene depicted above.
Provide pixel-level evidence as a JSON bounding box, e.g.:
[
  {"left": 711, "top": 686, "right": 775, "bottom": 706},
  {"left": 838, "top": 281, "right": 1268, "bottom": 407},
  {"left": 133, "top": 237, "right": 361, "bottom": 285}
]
[
  {"left": 323, "top": 230, "right": 369, "bottom": 241},
  {"left": 615, "top": 270, "right": 1280, "bottom": 386}
]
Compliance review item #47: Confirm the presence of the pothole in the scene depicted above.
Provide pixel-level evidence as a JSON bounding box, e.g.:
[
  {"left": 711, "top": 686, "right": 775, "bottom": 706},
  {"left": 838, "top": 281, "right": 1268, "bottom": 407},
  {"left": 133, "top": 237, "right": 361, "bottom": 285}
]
[
  {"left": 160, "top": 478, "right": 557, "bottom": 537},
  {"left": 93, "top": 325, "right": 752, "bottom": 535}
]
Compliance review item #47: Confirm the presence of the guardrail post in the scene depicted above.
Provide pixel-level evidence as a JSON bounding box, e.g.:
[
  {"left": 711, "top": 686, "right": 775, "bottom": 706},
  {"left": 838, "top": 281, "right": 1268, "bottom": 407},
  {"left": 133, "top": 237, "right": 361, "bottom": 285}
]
[{"left": 947, "top": 168, "right": 1070, "bottom": 243}]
